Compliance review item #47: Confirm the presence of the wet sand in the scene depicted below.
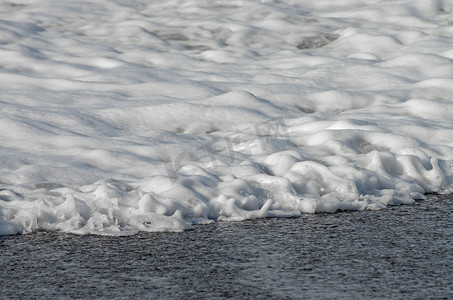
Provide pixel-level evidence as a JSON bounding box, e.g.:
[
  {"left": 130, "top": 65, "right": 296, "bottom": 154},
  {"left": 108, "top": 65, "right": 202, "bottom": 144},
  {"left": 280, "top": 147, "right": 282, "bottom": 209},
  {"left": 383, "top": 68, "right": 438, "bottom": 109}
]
[{"left": 1, "top": 194, "right": 452, "bottom": 299}]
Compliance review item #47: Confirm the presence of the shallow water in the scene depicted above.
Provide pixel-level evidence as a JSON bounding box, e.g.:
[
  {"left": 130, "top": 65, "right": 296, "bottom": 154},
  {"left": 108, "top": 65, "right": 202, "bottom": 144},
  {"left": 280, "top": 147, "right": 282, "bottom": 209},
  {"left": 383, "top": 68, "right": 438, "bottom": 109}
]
[{"left": 1, "top": 194, "right": 452, "bottom": 299}]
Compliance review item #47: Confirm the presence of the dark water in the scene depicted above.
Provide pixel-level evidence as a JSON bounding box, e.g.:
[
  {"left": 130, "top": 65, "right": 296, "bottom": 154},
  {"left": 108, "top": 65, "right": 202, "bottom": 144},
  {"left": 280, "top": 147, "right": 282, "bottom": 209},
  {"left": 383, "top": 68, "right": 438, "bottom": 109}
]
[{"left": 1, "top": 194, "right": 452, "bottom": 299}]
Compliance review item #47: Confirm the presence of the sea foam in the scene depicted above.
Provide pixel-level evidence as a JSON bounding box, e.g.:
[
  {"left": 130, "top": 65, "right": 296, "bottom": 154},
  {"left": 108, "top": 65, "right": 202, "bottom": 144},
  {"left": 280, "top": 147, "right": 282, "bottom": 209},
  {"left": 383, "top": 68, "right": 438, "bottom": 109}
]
[{"left": 0, "top": 0, "right": 452, "bottom": 235}]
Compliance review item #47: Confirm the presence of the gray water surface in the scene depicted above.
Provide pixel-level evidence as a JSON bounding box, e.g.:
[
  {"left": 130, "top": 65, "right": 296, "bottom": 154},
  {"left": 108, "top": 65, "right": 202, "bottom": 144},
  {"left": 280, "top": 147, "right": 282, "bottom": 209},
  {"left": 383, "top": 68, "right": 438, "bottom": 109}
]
[{"left": 1, "top": 194, "right": 452, "bottom": 299}]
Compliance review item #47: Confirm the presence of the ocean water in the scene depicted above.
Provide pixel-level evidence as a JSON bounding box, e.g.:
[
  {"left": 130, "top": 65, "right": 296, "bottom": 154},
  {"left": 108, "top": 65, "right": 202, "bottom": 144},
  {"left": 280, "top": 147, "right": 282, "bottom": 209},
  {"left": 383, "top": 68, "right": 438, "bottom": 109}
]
[
  {"left": 1, "top": 0, "right": 453, "bottom": 235},
  {"left": 1, "top": 194, "right": 452, "bottom": 299}
]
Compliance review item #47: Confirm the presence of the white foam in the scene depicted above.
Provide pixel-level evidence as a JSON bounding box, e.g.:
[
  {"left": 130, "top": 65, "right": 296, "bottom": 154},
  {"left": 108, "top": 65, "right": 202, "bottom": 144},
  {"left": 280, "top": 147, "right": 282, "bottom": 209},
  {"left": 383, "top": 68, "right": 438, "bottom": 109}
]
[{"left": 1, "top": 0, "right": 452, "bottom": 235}]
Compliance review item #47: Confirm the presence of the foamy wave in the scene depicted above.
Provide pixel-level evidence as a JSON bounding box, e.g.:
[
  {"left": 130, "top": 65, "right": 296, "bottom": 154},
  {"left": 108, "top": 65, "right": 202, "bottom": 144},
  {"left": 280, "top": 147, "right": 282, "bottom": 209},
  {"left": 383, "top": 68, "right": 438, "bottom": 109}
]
[{"left": 1, "top": 0, "right": 453, "bottom": 235}]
